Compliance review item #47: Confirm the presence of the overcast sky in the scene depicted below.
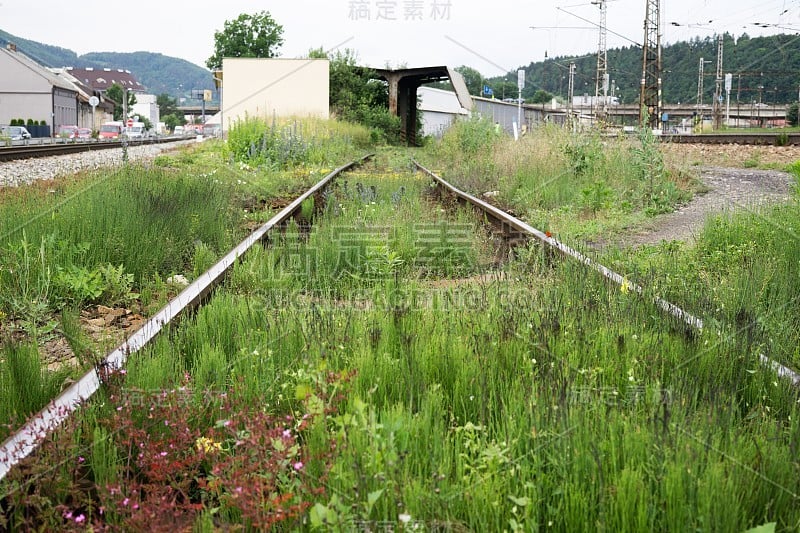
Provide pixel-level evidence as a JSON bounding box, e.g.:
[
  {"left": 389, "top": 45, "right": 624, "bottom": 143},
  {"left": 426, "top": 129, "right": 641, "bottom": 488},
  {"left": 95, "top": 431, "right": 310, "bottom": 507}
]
[{"left": 1, "top": 0, "right": 797, "bottom": 76}]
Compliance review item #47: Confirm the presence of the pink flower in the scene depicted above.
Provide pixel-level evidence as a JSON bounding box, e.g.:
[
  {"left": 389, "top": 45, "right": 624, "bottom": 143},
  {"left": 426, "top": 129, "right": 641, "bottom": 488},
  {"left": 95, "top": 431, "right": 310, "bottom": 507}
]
[
  {"left": 74, "top": 514, "right": 85, "bottom": 524},
  {"left": 160, "top": 451, "right": 167, "bottom": 457},
  {"left": 63, "top": 511, "right": 73, "bottom": 519},
  {"left": 122, "top": 498, "right": 130, "bottom": 506},
  {"left": 293, "top": 461, "right": 304, "bottom": 471},
  {"left": 77, "top": 456, "right": 85, "bottom": 463},
  {"left": 282, "top": 429, "right": 292, "bottom": 438}
]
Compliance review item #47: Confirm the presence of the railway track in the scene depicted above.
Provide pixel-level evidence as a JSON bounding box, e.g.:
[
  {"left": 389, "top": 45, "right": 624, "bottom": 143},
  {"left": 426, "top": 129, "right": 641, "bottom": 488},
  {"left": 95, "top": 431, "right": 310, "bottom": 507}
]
[
  {"left": 1, "top": 152, "right": 798, "bottom": 487},
  {"left": 662, "top": 132, "right": 800, "bottom": 145},
  {"left": 0, "top": 136, "right": 188, "bottom": 162}
]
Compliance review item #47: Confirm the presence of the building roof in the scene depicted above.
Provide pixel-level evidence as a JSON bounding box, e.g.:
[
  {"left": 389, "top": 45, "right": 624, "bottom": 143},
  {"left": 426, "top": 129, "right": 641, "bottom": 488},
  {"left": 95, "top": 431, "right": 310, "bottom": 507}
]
[
  {"left": 0, "top": 45, "right": 78, "bottom": 93},
  {"left": 65, "top": 67, "right": 145, "bottom": 92}
]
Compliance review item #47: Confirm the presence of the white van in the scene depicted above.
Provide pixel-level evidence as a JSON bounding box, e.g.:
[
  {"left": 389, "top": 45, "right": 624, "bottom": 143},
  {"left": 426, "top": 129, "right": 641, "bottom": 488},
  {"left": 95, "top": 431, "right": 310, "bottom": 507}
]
[
  {"left": 173, "top": 126, "right": 185, "bottom": 135},
  {"left": 126, "top": 122, "right": 146, "bottom": 139}
]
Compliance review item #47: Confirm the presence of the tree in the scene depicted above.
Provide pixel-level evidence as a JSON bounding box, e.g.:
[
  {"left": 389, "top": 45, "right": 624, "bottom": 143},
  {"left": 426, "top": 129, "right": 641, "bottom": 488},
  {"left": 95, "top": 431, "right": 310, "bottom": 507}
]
[
  {"left": 531, "top": 89, "right": 553, "bottom": 104},
  {"left": 787, "top": 102, "right": 799, "bottom": 126},
  {"left": 105, "top": 83, "right": 137, "bottom": 121},
  {"left": 454, "top": 66, "right": 484, "bottom": 96},
  {"left": 162, "top": 113, "right": 186, "bottom": 131},
  {"left": 307, "top": 47, "right": 401, "bottom": 143},
  {"left": 206, "top": 11, "right": 284, "bottom": 70},
  {"left": 157, "top": 93, "right": 180, "bottom": 118}
]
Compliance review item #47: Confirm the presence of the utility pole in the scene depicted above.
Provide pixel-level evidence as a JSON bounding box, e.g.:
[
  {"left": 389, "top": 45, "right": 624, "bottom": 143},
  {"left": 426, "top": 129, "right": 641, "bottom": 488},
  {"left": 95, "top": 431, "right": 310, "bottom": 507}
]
[
  {"left": 568, "top": 62, "right": 576, "bottom": 126},
  {"left": 712, "top": 34, "right": 724, "bottom": 130},
  {"left": 639, "top": 0, "right": 661, "bottom": 129},
  {"left": 696, "top": 58, "right": 710, "bottom": 128},
  {"left": 592, "top": 0, "right": 608, "bottom": 123}
]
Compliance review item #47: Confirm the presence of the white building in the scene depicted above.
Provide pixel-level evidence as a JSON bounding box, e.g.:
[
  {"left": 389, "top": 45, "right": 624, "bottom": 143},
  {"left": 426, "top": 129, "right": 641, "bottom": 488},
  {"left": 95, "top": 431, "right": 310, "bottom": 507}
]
[
  {"left": 131, "top": 94, "right": 160, "bottom": 128},
  {"left": 221, "top": 58, "right": 329, "bottom": 132},
  {"left": 0, "top": 43, "right": 79, "bottom": 133},
  {"left": 417, "top": 86, "right": 469, "bottom": 137}
]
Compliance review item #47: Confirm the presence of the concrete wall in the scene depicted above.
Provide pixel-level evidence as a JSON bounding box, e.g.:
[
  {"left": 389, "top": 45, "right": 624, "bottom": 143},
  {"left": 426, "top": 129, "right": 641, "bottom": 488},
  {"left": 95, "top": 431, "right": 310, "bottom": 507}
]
[
  {"left": 0, "top": 50, "right": 51, "bottom": 125},
  {"left": 221, "top": 58, "right": 329, "bottom": 131}
]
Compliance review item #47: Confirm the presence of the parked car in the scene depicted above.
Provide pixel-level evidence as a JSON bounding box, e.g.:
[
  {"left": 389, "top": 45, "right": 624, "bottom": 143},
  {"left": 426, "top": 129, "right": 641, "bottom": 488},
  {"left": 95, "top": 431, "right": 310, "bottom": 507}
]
[
  {"left": 0, "top": 125, "right": 32, "bottom": 140},
  {"left": 125, "top": 122, "right": 146, "bottom": 139},
  {"left": 77, "top": 127, "right": 92, "bottom": 139},
  {"left": 173, "top": 125, "right": 185, "bottom": 135},
  {"left": 57, "top": 125, "right": 79, "bottom": 138},
  {"left": 98, "top": 121, "right": 124, "bottom": 139}
]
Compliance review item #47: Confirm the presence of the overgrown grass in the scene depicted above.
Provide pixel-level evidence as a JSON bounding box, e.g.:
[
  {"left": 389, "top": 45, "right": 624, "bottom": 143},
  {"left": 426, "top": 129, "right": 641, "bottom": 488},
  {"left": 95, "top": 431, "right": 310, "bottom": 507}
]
[
  {"left": 606, "top": 198, "right": 800, "bottom": 370},
  {"left": 1, "top": 160, "right": 797, "bottom": 531},
  {"left": 0, "top": 119, "right": 373, "bottom": 435},
  {"left": 226, "top": 115, "right": 373, "bottom": 169},
  {"left": 421, "top": 118, "right": 698, "bottom": 241}
]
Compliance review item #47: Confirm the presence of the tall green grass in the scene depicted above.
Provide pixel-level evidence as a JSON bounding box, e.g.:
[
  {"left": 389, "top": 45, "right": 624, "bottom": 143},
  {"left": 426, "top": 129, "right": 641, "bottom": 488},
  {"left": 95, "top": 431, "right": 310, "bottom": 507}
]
[
  {"left": 2, "top": 161, "right": 797, "bottom": 531},
  {"left": 421, "top": 119, "right": 696, "bottom": 240}
]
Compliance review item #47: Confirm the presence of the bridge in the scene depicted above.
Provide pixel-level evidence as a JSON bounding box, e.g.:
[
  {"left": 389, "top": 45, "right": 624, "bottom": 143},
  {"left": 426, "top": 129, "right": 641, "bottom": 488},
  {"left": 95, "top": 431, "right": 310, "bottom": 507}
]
[{"left": 178, "top": 104, "right": 220, "bottom": 117}]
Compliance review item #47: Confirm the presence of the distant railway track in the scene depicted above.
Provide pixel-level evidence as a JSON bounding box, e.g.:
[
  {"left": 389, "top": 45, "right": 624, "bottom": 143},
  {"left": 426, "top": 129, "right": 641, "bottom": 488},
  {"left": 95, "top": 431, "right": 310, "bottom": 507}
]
[
  {"left": 1, "top": 152, "right": 798, "bottom": 484},
  {"left": 662, "top": 132, "right": 800, "bottom": 145},
  {"left": 0, "top": 136, "right": 190, "bottom": 162}
]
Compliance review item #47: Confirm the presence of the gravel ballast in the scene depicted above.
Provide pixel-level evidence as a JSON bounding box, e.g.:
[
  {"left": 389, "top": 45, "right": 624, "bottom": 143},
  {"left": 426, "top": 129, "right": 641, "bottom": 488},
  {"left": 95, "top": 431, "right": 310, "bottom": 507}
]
[{"left": 0, "top": 141, "right": 194, "bottom": 187}]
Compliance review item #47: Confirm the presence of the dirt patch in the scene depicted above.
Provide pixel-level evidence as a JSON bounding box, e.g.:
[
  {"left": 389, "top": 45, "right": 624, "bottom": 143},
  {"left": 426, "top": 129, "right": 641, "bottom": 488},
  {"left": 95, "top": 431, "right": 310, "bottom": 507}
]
[{"left": 609, "top": 143, "right": 800, "bottom": 247}]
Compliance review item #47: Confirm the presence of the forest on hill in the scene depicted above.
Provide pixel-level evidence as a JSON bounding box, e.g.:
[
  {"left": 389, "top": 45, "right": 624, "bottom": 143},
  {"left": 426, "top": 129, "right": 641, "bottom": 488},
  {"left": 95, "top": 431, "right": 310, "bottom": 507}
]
[
  {"left": 479, "top": 33, "right": 800, "bottom": 106},
  {"left": 0, "top": 29, "right": 214, "bottom": 98}
]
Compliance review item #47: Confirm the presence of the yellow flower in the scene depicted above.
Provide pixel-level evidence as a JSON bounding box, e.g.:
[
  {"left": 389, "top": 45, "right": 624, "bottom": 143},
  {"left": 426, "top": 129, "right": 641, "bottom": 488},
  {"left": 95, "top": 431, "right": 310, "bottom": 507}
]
[
  {"left": 620, "top": 277, "right": 631, "bottom": 295},
  {"left": 195, "top": 436, "right": 223, "bottom": 454}
]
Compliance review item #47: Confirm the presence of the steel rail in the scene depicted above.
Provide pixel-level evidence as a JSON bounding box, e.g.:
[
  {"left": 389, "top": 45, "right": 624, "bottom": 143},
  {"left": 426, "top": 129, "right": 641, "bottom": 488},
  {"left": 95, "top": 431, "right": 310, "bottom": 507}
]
[
  {"left": 413, "top": 160, "right": 800, "bottom": 387},
  {"left": 0, "top": 137, "right": 187, "bottom": 162},
  {"left": 0, "top": 154, "right": 373, "bottom": 481}
]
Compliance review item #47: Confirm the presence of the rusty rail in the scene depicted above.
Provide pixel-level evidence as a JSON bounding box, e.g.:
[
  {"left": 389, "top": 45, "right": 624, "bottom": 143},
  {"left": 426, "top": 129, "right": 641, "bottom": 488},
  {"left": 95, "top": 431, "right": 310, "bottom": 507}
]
[
  {"left": 413, "top": 160, "right": 800, "bottom": 387},
  {"left": 0, "top": 154, "right": 373, "bottom": 481}
]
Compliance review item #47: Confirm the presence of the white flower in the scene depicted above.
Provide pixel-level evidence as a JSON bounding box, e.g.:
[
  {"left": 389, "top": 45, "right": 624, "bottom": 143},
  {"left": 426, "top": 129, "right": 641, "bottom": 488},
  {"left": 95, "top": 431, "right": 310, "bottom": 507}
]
[{"left": 399, "top": 513, "right": 411, "bottom": 524}]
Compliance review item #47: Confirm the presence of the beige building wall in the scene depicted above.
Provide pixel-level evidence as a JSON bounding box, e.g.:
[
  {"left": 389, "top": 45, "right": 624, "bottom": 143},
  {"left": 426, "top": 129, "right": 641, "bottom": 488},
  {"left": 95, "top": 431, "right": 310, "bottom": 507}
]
[
  {"left": 0, "top": 52, "right": 51, "bottom": 125},
  {"left": 221, "top": 58, "right": 329, "bottom": 131}
]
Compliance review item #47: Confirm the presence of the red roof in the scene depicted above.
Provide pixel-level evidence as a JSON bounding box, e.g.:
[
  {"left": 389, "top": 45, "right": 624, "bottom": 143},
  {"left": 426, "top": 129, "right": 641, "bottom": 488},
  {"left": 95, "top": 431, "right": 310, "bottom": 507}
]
[{"left": 65, "top": 67, "right": 145, "bottom": 92}]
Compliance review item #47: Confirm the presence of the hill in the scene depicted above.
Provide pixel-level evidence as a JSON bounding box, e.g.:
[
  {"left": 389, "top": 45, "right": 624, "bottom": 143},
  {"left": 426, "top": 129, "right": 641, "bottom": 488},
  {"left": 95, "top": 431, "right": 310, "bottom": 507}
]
[
  {"left": 0, "top": 29, "right": 214, "bottom": 99},
  {"left": 483, "top": 33, "right": 800, "bottom": 106}
]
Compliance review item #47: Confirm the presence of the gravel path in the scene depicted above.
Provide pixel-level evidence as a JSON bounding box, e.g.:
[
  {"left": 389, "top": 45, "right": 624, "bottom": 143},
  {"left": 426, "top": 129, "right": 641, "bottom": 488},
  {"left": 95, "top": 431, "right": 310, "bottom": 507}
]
[
  {"left": 0, "top": 141, "right": 194, "bottom": 188},
  {"left": 627, "top": 166, "right": 796, "bottom": 246}
]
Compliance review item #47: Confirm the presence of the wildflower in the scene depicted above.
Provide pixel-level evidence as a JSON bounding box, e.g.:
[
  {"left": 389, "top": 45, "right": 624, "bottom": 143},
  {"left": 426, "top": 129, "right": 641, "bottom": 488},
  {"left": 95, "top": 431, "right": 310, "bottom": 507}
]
[
  {"left": 293, "top": 461, "right": 304, "bottom": 470},
  {"left": 620, "top": 277, "right": 632, "bottom": 295},
  {"left": 122, "top": 498, "right": 130, "bottom": 506},
  {"left": 195, "top": 436, "right": 223, "bottom": 454},
  {"left": 160, "top": 451, "right": 168, "bottom": 457},
  {"left": 282, "top": 429, "right": 292, "bottom": 438},
  {"left": 74, "top": 514, "right": 85, "bottom": 524},
  {"left": 77, "top": 456, "right": 85, "bottom": 463},
  {"left": 63, "top": 511, "right": 73, "bottom": 519},
  {"left": 399, "top": 513, "right": 411, "bottom": 524}
]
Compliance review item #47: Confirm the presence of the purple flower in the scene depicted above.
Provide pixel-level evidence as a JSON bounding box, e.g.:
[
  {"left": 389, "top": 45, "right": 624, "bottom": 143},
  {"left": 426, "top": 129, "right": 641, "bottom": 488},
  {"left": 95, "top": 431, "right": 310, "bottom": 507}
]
[
  {"left": 122, "top": 498, "right": 130, "bottom": 506},
  {"left": 282, "top": 429, "right": 292, "bottom": 438},
  {"left": 77, "top": 456, "right": 85, "bottom": 463},
  {"left": 293, "top": 461, "right": 304, "bottom": 471},
  {"left": 74, "top": 514, "right": 86, "bottom": 524}
]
